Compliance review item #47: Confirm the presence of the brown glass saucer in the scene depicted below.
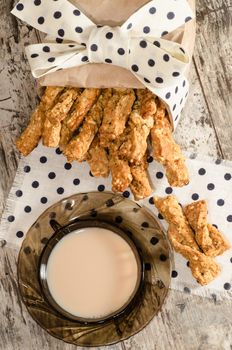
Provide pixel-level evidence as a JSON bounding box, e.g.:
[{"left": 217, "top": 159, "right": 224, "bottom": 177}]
[{"left": 18, "top": 192, "right": 173, "bottom": 347}]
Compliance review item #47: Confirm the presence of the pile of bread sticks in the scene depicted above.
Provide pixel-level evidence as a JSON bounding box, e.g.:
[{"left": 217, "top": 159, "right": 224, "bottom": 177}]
[
  {"left": 154, "top": 196, "right": 230, "bottom": 285},
  {"left": 16, "top": 87, "right": 189, "bottom": 199}
]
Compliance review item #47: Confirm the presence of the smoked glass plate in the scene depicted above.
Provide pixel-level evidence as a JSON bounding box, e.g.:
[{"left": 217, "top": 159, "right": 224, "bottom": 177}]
[{"left": 18, "top": 191, "right": 172, "bottom": 347}]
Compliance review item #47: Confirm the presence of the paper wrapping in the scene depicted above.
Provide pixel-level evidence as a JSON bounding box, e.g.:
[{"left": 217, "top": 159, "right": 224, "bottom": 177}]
[{"left": 39, "top": 0, "right": 196, "bottom": 89}]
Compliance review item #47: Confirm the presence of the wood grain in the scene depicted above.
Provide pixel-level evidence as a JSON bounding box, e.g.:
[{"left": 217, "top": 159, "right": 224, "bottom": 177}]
[
  {"left": 194, "top": 0, "right": 232, "bottom": 159},
  {"left": 123, "top": 290, "right": 232, "bottom": 350},
  {"left": 0, "top": 0, "right": 38, "bottom": 214},
  {"left": 175, "top": 66, "right": 221, "bottom": 159},
  {"left": 0, "top": 0, "right": 232, "bottom": 349}
]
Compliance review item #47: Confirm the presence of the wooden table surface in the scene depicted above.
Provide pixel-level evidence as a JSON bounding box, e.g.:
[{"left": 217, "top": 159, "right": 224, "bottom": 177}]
[{"left": 1, "top": 1, "right": 232, "bottom": 349}]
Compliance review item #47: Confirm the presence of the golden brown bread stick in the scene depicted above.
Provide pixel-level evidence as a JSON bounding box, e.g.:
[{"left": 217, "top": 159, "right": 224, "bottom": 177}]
[
  {"left": 118, "top": 108, "right": 148, "bottom": 165},
  {"left": 87, "top": 136, "right": 110, "bottom": 178},
  {"left": 130, "top": 157, "right": 152, "bottom": 200},
  {"left": 110, "top": 159, "right": 132, "bottom": 193},
  {"left": 16, "top": 106, "right": 44, "bottom": 156},
  {"left": 59, "top": 124, "right": 73, "bottom": 151},
  {"left": 184, "top": 200, "right": 230, "bottom": 257},
  {"left": 59, "top": 89, "right": 83, "bottom": 150},
  {"left": 136, "top": 89, "right": 158, "bottom": 119},
  {"left": 168, "top": 226, "right": 221, "bottom": 285},
  {"left": 64, "top": 106, "right": 101, "bottom": 163},
  {"left": 151, "top": 102, "right": 189, "bottom": 187},
  {"left": 165, "top": 158, "right": 189, "bottom": 187},
  {"left": 109, "top": 136, "right": 132, "bottom": 193},
  {"left": 47, "top": 88, "right": 81, "bottom": 124},
  {"left": 154, "top": 196, "right": 200, "bottom": 251},
  {"left": 100, "top": 88, "right": 135, "bottom": 148},
  {"left": 66, "top": 88, "right": 101, "bottom": 132},
  {"left": 43, "top": 119, "right": 62, "bottom": 148},
  {"left": 207, "top": 224, "right": 230, "bottom": 256},
  {"left": 16, "top": 86, "right": 64, "bottom": 156},
  {"left": 118, "top": 90, "right": 155, "bottom": 165},
  {"left": 151, "top": 103, "right": 173, "bottom": 162},
  {"left": 64, "top": 90, "right": 112, "bottom": 162},
  {"left": 42, "top": 87, "right": 65, "bottom": 109},
  {"left": 43, "top": 88, "right": 79, "bottom": 147}
]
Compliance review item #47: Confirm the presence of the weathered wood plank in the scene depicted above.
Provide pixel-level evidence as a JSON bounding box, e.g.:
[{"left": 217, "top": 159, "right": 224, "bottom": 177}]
[
  {"left": 175, "top": 65, "right": 221, "bottom": 159},
  {"left": 194, "top": 0, "right": 232, "bottom": 159},
  {"left": 0, "top": 131, "right": 19, "bottom": 215},
  {"left": 123, "top": 289, "right": 232, "bottom": 350},
  {"left": 0, "top": 0, "right": 39, "bottom": 214}
]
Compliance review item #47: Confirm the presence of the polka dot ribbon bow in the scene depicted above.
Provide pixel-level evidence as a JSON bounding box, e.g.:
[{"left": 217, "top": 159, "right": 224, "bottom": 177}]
[{"left": 12, "top": 0, "right": 194, "bottom": 127}]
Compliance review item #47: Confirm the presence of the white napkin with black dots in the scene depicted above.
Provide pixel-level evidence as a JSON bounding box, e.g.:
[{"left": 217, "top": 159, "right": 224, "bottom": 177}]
[{"left": 0, "top": 144, "right": 232, "bottom": 299}]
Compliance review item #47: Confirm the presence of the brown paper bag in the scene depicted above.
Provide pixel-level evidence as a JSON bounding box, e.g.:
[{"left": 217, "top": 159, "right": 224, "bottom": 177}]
[{"left": 39, "top": 0, "right": 196, "bottom": 88}]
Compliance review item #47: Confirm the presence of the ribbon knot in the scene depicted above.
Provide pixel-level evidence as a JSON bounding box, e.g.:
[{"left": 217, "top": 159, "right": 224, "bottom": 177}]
[{"left": 87, "top": 26, "right": 129, "bottom": 68}]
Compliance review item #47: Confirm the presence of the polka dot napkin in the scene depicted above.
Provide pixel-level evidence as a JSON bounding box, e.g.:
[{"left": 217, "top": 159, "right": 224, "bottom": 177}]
[{"left": 1, "top": 144, "right": 232, "bottom": 299}]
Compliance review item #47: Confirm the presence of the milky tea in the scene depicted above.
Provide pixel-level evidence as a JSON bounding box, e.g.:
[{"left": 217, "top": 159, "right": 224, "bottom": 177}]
[{"left": 46, "top": 227, "right": 139, "bottom": 319}]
